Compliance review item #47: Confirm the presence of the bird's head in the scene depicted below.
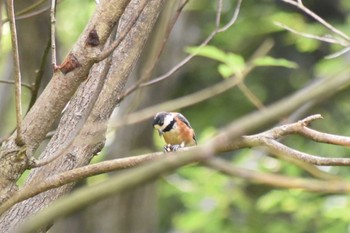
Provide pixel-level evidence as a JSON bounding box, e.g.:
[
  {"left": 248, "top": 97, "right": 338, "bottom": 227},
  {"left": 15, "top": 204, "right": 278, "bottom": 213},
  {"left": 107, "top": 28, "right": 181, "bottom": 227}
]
[{"left": 152, "top": 112, "right": 175, "bottom": 136}]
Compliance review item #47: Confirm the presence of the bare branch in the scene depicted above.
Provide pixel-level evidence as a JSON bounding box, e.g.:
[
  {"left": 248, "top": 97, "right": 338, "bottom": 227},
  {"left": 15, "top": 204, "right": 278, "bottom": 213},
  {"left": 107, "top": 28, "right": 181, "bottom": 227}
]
[
  {"left": 274, "top": 22, "right": 347, "bottom": 46},
  {"left": 50, "top": 0, "right": 57, "bottom": 69},
  {"left": 29, "top": 57, "right": 111, "bottom": 168},
  {"left": 0, "top": 80, "right": 32, "bottom": 91},
  {"left": 299, "top": 127, "right": 350, "bottom": 147},
  {"left": 118, "top": 0, "right": 190, "bottom": 102},
  {"left": 123, "top": 0, "right": 242, "bottom": 92},
  {"left": 91, "top": 0, "right": 148, "bottom": 62},
  {"left": 14, "top": 113, "right": 350, "bottom": 232},
  {"left": 205, "top": 158, "right": 348, "bottom": 192},
  {"left": 281, "top": 0, "right": 350, "bottom": 42},
  {"left": 324, "top": 46, "right": 350, "bottom": 59},
  {"left": 1, "top": 0, "right": 49, "bottom": 22},
  {"left": 237, "top": 82, "right": 265, "bottom": 110},
  {"left": 0, "top": 152, "right": 165, "bottom": 214},
  {"left": 6, "top": 0, "right": 24, "bottom": 146},
  {"left": 113, "top": 39, "right": 273, "bottom": 128},
  {"left": 27, "top": 39, "right": 51, "bottom": 111},
  {"left": 263, "top": 139, "right": 350, "bottom": 166}
]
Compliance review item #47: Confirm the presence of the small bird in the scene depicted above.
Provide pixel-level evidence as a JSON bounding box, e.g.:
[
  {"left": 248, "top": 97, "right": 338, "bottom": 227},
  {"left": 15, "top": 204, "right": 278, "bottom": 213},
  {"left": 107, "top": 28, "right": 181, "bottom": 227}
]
[{"left": 153, "top": 112, "right": 196, "bottom": 151}]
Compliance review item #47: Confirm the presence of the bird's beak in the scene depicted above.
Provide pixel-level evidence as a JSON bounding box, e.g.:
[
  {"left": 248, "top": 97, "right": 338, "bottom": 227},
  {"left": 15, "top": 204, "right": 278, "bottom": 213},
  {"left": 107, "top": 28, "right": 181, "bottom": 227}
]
[{"left": 153, "top": 124, "right": 163, "bottom": 136}]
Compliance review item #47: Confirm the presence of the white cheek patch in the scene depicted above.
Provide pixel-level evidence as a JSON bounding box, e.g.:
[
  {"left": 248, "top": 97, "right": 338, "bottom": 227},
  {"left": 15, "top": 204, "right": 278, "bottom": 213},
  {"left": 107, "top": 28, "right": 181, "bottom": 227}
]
[{"left": 161, "top": 114, "right": 175, "bottom": 131}]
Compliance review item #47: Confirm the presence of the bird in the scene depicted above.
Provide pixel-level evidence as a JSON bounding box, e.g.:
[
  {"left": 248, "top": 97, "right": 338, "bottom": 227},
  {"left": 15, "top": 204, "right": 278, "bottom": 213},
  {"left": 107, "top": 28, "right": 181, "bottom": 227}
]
[{"left": 152, "top": 112, "right": 196, "bottom": 151}]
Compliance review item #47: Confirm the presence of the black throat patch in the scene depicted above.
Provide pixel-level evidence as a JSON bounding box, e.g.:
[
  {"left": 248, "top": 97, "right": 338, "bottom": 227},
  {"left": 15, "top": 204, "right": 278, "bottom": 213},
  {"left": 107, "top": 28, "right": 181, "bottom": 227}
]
[{"left": 163, "top": 119, "right": 176, "bottom": 133}]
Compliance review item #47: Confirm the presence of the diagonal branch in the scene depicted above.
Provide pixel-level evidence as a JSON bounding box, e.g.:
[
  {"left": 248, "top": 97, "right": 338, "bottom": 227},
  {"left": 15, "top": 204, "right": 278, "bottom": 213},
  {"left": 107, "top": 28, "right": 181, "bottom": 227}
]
[
  {"left": 119, "top": 0, "right": 243, "bottom": 100},
  {"left": 112, "top": 39, "right": 273, "bottom": 129},
  {"left": 281, "top": 0, "right": 350, "bottom": 42},
  {"left": 204, "top": 158, "right": 347, "bottom": 192},
  {"left": 27, "top": 39, "right": 51, "bottom": 111},
  {"left": 91, "top": 0, "right": 148, "bottom": 62},
  {"left": 13, "top": 114, "right": 350, "bottom": 232}
]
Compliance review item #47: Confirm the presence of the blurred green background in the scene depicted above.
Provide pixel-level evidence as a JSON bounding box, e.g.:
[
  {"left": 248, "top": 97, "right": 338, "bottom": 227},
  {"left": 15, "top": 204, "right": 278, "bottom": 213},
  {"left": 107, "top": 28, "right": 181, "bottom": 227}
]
[{"left": 2, "top": 0, "right": 350, "bottom": 232}]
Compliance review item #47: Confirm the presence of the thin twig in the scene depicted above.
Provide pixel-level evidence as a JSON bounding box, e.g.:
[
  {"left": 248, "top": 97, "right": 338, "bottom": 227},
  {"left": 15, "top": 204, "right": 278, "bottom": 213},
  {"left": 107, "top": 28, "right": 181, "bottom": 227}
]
[
  {"left": 324, "top": 46, "right": 350, "bottom": 59},
  {"left": 50, "top": 0, "right": 57, "bottom": 69},
  {"left": 30, "top": 58, "right": 112, "bottom": 168},
  {"left": 1, "top": 0, "right": 49, "bottom": 22},
  {"left": 274, "top": 22, "right": 347, "bottom": 46},
  {"left": 0, "top": 80, "right": 32, "bottom": 91},
  {"left": 118, "top": 0, "right": 190, "bottom": 102},
  {"left": 140, "top": 0, "right": 243, "bottom": 87},
  {"left": 120, "top": 0, "right": 242, "bottom": 100},
  {"left": 281, "top": 0, "right": 350, "bottom": 42},
  {"left": 27, "top": 38, "right": 51, "bottom": 112},
  {"left": 6, "top": 0, "right": 24, "bottom": 146},
  {"left": 215, "top": 0, "right": 223, "bottom": 28},
  {"left": 264, "top": 139, "right": 350, "bottom": 166},
  {"left": 237, "top": 82, "right": 265, "bottom": 110},
  {"left": 15, "top": 5, "right": 50, "bottom": 21},
  {"left": 204, "top": 158, "right": 348, "bottom": 192},
  {"left": 299, "top": 127, "right": 350, "bottom": 146},
  {"left": 112, "top": 39, "right": 273, "bottom": 129}
]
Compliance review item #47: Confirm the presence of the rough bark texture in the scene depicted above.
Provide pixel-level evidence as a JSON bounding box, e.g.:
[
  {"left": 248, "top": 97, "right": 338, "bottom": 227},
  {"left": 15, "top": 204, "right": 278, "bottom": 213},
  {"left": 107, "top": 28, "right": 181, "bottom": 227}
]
[
  {"left": 0, "top": 0, "right": 131, "bottom": 203},
  {"left": 0, "top": 0, "right": 164, "bottom": 232},
  {"left": 52, "top": 4, "right": 197, "bottom": 232}
]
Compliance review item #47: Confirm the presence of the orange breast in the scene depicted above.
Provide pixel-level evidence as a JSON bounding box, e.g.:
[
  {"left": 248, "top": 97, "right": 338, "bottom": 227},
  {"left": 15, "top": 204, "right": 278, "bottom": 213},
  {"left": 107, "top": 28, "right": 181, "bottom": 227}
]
[{"left": 162, "top": 117, "right": 196, "bottom": 146}]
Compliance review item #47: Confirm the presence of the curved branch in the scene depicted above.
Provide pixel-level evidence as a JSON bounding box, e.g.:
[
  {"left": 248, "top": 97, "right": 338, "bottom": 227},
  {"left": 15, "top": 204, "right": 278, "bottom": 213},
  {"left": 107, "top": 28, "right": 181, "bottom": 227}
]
[
  {"left": 119, "top": 0, "right": 243, "bottom": 99},
  {"left": 263, "top": 139, "right": 350, "bottom": 166},
  {"left": 205, "top": 158, "right": 349, "bottom": 192}
]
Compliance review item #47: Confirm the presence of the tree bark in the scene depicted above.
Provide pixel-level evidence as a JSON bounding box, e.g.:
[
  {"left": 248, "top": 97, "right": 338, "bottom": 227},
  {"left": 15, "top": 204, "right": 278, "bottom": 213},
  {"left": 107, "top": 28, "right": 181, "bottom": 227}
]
[
  {"left": 0, "top": 0, "right": 131, "bottom": 203},
  {"left": 0, "top": 0, "right": 164, "bottom": 232}
]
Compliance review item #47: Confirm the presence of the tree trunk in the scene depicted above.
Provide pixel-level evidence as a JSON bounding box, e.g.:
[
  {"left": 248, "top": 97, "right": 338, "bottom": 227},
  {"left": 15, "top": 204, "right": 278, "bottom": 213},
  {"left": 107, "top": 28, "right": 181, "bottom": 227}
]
[{"left": 0, "top": 0, "right": 165, "bottom": 232}]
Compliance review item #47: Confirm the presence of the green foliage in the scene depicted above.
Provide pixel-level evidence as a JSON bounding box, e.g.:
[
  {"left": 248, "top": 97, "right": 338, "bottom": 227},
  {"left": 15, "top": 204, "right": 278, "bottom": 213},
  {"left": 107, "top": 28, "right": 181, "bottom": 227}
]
[
  {"left": 253, "top": 56, "right": 298, "bottom": 69},
  {"left": 56, "top": 0, "right": 96, "bottom": 54},
  {"left": 160, "top": 2, "right": 350, "bottom": 232},
  {"left": 186, "top": 45, "right": 245, "bottom": 78}
]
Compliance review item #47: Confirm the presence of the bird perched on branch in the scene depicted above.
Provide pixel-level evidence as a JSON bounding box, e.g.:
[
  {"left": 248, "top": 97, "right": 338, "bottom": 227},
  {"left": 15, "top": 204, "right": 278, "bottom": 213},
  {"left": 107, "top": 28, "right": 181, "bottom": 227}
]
[{"left": 153, "top": 112, "right": 196, "bottom": 152}]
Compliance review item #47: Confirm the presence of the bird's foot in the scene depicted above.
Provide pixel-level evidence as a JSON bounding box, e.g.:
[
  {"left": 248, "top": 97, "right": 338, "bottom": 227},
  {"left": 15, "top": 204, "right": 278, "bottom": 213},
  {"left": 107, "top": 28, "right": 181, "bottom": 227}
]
[{"left": 163, "top": 143, "right": 184, "bottom": 152}]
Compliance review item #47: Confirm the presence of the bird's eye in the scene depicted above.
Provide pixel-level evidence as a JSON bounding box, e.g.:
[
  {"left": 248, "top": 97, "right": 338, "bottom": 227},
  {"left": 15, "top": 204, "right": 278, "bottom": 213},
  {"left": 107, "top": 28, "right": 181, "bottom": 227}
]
[{"left": 159, "top": 120, "right": 164, "bottom": 126}]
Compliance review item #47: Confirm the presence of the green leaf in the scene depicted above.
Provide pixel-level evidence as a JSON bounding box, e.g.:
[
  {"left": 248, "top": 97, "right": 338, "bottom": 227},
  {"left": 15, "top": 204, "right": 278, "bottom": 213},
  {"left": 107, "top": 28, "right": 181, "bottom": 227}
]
[
  {"left": 254, "top": 56, "right": 298, "bottom": 68},
  {"left": 185, "top": 45, "right": 228, "bottom": 63},
  {"left": 186, "top": 46, "right": 246, "bottom": 78},
  {"left": 218, "top": 64, "right": 234, "bottom": 78},
  {"left": 225, "top": 53, "right": 245, "bottom": 74}
]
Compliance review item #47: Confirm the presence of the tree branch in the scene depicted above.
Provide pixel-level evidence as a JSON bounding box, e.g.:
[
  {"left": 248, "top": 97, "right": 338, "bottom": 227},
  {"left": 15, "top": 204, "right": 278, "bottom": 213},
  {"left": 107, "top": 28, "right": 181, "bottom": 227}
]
[
  {"left": 50, "top": 0, "right": 57, "bottom": 69},
  {"left": 119, "top": 0, "right": 243, "bottom": 100},
  {"left": 90, "top": 0, "right": 148, "bottom": 62},
  {"left": 0, "top": 114, "right": 347, "bottom": 231},
  {"left": 281, "top": 0, "right": 350, "bottom": 42},
  {"left": 6, "top": 0, "right": 24, "bottom": 146},
  {"left": 204, "top": 158, "right": 348, "bottom": 192},
  {"left": 278, "top": 0, "right": 350, "bottom": 59},
  {"left": 0, "top": 0, "right": 131, "bottom": 201},
  {"left": 14, "top": 113, "right": 350, "bottom": 232},
  {"left": 27, "top": 39, "right": 51, "bottom": 112},
  {"left": 112, "top": 39, "right": 273, "bottom": 128}
]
